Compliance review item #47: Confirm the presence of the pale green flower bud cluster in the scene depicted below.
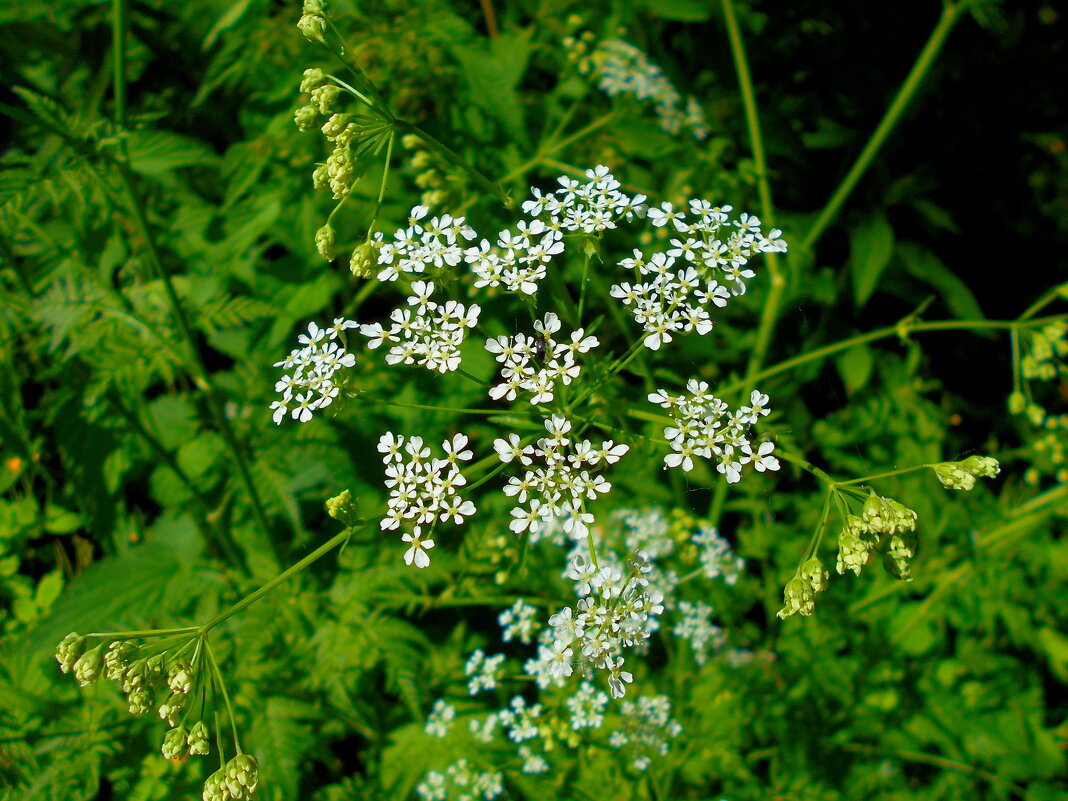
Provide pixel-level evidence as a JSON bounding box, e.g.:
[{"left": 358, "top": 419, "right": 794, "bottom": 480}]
[
  {"left": 297, "top": 0, "right": 328, "bottom": 45},
  {"left": 836, "top": 493, "right": 918, "bottom": 579},
  {"left": 777, "top": 557, "right": 828, "bottom": 620},
  {"left": 348, "top": 240, "right": 378, "bottom": 278},
  {"left": 932, "top": 455, "right": 1000, "bottom": 492},
  {"left": 205, "top": 754, "right": 260, "bottom": 801}
]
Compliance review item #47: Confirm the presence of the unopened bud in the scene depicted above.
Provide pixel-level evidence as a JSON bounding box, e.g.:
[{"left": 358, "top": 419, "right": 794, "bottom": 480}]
[
  {"left": 56, "top": 632, "right": 87, "bottom": 674},
  {"left": 349, "top": 241, "right": 376, "bottom": 278},
  {"left": 933, "top": 462, "right": 976, "bottom": 491},
  {"left": 162, "top": 725, "right": 189, "bottom": 760},
  {"left": 298, "top": 13, "right": 327, "bottom": 44},
  {"left": 777, "top": 577, "right": 816, "bottom": 620},
  {"left": 300, "top": 67, "right": 326, "bottom": 94},
  {"left": 801, "top": 557, "right": 829, "bottom": 593},
  {"left": 188, "top": 721, "right": 211, "bottom": 756},
  {"left": 315, "top": 224, "right": 337, "bottom": 261},
  {"left": 294, "top": 104, "right": 319, "bottom": 131},
  {"left": 961, "top": 455, "right": 1000, "bottom": 479},
  {"left": 325, "top": 489, "right": 358, "bottom": 525},
  {"left": 72, "top": 644, "right": 104, "bottom": 687}
]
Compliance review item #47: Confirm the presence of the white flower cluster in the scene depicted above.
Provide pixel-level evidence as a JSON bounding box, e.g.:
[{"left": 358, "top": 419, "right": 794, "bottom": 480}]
[
  {"left": 693, "top": 522, "right": 745, "bottom": 583},
  {"left": 498, "top": 600, "right": 539, "bottom": 644},
  {"left": 270, "top": 319, "right": 358, "bottom": 424},
  {"left": 485, "top": 313, "right": 598, "bottom": 404},
  {"left": 534, "top": 550, "right": 664, "bottom": 698},
  {"left": 415, "top": 759, "right": 503, "bottom": 801},
  {"left": 360, "top": 280, "right": 480, "bottom": 373},
  {"left": 377, "top": 432, "right": 476, "bottom": 568},
  {"left": 498, "top": 695, "right": 542, "bottom": 742},
  {"left": 467, "top": 165, "right": 643, "bottom": 296},
  {"left": 608, "top": 695, "right": 683, "bottom": 771},
  {"left": 673, "top": 601, "right": 724, "bottom": 666},
  {"left": 375, "top": 205, "right": 476, "bottom": 283},
  {"left": 424, "top": 699, "right": 456, "bottom": 738},
  {"left": 649, "top": 382, "right": 780, "bottom": 483},
  {"left": 611, "top": 201, "right": 786, "bottom": 350},
  {"left": 494, "top": 415, "right": 628, "bottom": 540},
  {"left": 567, "top": 681, "right": 610, "bottom": 729},
  {"left": 465, "top": 649, "right": 506, "bottom": 696},
  {"left": 565, "top": 33, "right": 709, "bottom": 140}
]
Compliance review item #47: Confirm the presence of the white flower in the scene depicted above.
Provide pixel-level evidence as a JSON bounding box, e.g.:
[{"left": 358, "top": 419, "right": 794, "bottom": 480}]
[{"left": 402, "top": 529, "right": 435, "bottom": 568}]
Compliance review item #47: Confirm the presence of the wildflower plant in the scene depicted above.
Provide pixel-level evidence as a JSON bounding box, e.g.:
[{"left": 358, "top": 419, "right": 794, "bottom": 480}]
[{"left": 4, "top": 0, "right": 1067, "bottom": 800}]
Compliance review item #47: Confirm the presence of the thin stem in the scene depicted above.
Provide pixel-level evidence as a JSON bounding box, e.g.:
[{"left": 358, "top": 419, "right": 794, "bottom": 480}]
[
  {"left": 205, "top": 639, "right": 241, "bottom": 753},
  {"left": 801, "top": 2, "right": 963, "bottom": 253},
  {"left": 373, "top": 399, "right": 517, "bottom": 416},
  {"left": 716, "top": 317, "right": 1063, "bottom": 397},
  {"left": 111, "top": 0, "right": 127, "bottom": 128},
  {"left": 480, "top": 0, "right": 499, "bottom": 38},
  {"left": 200, "top": 528, "right": 352, "bottom": 634},
  {"left": 502, "top": 111, "right": 620, "bottom": 184},
  {"left": 396, "top": 120, "right": 511, "bottom": 207},
  {"left": 1020, "top": 282, "right": 1067, "bottom": 320},
  {"left": 836, "top": 464, "right": 931, "bottom": 486},
  {"left": 86, "top": 627, "right": 199, "bottom": 639},
  {"left": 721, "top": 0, "right": 785, "bottom": 383}
]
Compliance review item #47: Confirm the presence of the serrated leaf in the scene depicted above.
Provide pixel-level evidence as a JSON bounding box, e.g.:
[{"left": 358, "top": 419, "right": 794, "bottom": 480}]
[
  {"left": 848, "top": 214, "right": 895, "bottom": 306},
  {"left": 451, "top": 30, "right": 532, "bottom": 145},
  {"left": 250, "top": 697, "right": 318, "bottom": 801}
]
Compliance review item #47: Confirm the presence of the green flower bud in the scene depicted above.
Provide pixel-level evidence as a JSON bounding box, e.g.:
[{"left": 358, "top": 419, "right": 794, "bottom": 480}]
[
  {"left": 1007, "top": 391, "right": 1026, "bottom": 414},
  {"left": 203, "top": 768, "right": 228, "bottom": 801},
  {"left": 297, "top": 13, "right": 327, "bottom": 44},
  {"left": 158, "top": 690, "right": 186, "bottom": 726},
  {"left": 299, "top": 67, "right": 326, "bottom": 94},
  {"left": 168, "top": 659, "right": 194, "bottom": 694},
  {"left": 312, "top": 163, "right": 329, "bottom": 191},
  {"left": 311, "top": 84, "right": 340, "bottom": 115},
  {"left": 933, "top": 462, "right": 976, "bottom": 491},
  {"left": 837, "top": 518, "right": 873, "bottom": 576},
  {"left": 294, "top": 104, "right": 319, "bottom": 132},
  {"left": 303, "top": 0, "right": 328, "bottom": 15},
  {"left": 55, "top": 632, "right": 87, "bottom": 674},
  {"left": 162, "top": 725, "right": 189, "bottom": 760},
  {"left": 321, "top": 113, "right": 352, "bottom": 141},
  {"left": 882, "top": 550, "right": 913, "bottom": 582},
  {"left": 801, "top": 557, "right": 829, "bottom": 593},
  {"left": 188, "top": 721, "right": 211, "bottom": 756},
  {"left": 1027, "top": 403, "right": 1046, "bottom": 426},
  {"left": 777, "top": 577, "right": 816, "bottom": 620},
  {"left": 315, "top": 224, "right": 337, "bottom": 261},
  {"left": 961, "top": 455, "right": 1000, "bottom": 478},
  {"left": 326, "top": 489, "right": 358, "bottom": 524},
  {"left": 128, "top": 687, "right": 153, "bottom": 717},
  {"left": 349, "top": 241, "right": 376, "bottom": 278},
  {"left": 225, "top": 753, "right": 260, "bottom": 799},
  {"left": 861, "top": 492, "right": 891, "bottom": 532},
  {"left": 72, "top": 644, "right": 105, "bottom": 687},
  {"left": 104, "top": 641, "right": 139, "bottom": 681}
]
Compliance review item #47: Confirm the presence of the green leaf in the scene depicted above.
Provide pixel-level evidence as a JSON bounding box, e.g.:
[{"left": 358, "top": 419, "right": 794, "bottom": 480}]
[
  {"left": 898, "top": 242, "right": 985, "bottom": 320},
  {"left": 25, "top": 514, "right": 201, "bottom": 654},
  {"left": 848, "top": 214, "right": 895, "bottom": 306},
  {"left": 635, "top": 0, "right": 713, "bottom": 21},
  {"left": 250, "top": 697, "right": 318, "bottom": 801},
  {"left": 834, "top": 344, "right": 873, "bottom": 394},
  {"left": 451, "top": 30, "right": 532, "bottom": 145},
  {"left": 126, "top": 130, "right": 219, "bottom": 176},
  {"left": 43, "top": 504, "right": 83, "bottom": 535}
]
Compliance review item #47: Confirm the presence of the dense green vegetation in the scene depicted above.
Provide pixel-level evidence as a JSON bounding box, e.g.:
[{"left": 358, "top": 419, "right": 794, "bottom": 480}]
[{"left": 1, "top": 1, "right": 1066, "bottom": 800}]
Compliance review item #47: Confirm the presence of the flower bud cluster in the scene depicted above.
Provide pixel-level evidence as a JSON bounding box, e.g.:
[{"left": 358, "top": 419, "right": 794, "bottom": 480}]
[
  {"left": 485, "top": 312, "right": 598, "bottom": 404},
  {"left": 271, "top": 318, "right": 359, "bottom": 424},
  {"left": 469, "top": 165, "right": 641, "bottom": 295},
  {"left": 837, "top": 493, "right": 918, "bottom": 578},
  {"left": 360, "top": 280, "right": 480, "bottom": 373},
  {"left": 494, "top": 415, "right": 628, "bottom": 540},
  {"left": 932, "top": 455, "right": 1001, "bottom": 491},
  {"left": 204, "top": 754, "right": 260, "bottom": 801},
  {"left": 649, "top": 382, "right": 780, "bottom": 483},
  {"left": 377, "top": 432, "right": 476, "bottom": 568},
  {"left": 297, "top": 0, "right": 328, "bottom": 45},
  {"left": 777, "top": 557, "right": 829, "bottom": 619},
  {"left": 564, "top": 32, "right": 709, "bottom": 140},
  {"left": 612, "top": 201, "right": 786, "bottom": 349}
]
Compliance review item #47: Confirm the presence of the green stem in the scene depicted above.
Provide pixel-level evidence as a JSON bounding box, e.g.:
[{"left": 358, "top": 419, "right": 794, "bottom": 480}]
[
  {"left": 1020, "top": 282, "right": 1068, "bottom": 320},
  {"left": 86, "top": 627, "right": 198, "bottom": 639},
  {"left": 205, "top": 639, "right": 241, "bottom": 753},
  {"left": 396, "top": 120, "right": 511, "bottom": 207},
  {"left": 775, "top": 448, "right": 835, "bottom": 486},
  {"left": 502, "top": 111, "right": 619, "bottom": 184},
  {"left": 721, "top": 0, "right": 785, "bottom": 383},
  {"left": 374, "top": 399, "right": 517, "bottom": 416},
  {"left": 801, "top": 2, "right": 963, "bottom": 253},
  {"left": 716, "top": 317, "right": 1061, "bottom": 397},
  {"left": 111, "top": 0, "right": 127, "bottom": 128},
  {"left": 200, "top": 528, "right": 352, "bottom": 634},
  {"left": 836, "top": 464, "right": 931, "bottom": 486}
]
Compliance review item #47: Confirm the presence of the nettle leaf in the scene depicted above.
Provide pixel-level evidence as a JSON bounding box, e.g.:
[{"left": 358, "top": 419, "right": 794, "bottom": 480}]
[{"left": 848, "top": 214, "right": 895, "bottom": 307}]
